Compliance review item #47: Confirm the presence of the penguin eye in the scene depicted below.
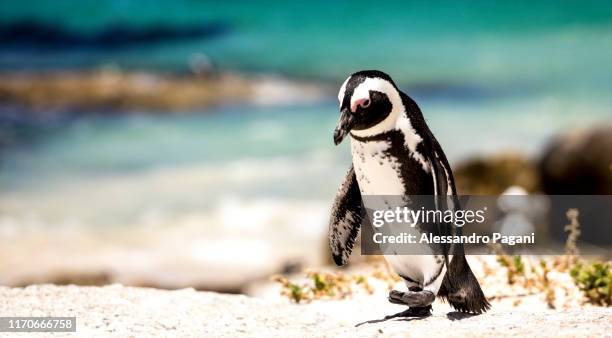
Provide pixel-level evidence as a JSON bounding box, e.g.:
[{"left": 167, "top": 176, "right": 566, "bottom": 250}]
[{"left": 360, "top": 99, "right": 371, "bottom": 109}]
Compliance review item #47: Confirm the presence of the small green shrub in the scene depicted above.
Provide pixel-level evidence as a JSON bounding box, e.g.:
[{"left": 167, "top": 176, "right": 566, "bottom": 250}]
[
  {"left": 496, "top": 254, "right": 525, "bottom": 284},
  {"left": 288, "top": 283, "right": 305, "bottom": 303},
  {"left": 570, "top": 261, "right": 612, "bottom": 306}
]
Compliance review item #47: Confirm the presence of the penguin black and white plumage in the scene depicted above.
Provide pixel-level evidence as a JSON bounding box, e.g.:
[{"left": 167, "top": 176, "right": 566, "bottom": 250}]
[{"left": 329, "top": 70, "right": 490, "bottom": 316}]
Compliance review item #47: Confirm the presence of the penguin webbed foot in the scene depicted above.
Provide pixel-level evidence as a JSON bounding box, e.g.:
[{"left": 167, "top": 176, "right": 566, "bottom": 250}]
[{"left": 388, "top": 289, "right": 435, "bottom": 308}]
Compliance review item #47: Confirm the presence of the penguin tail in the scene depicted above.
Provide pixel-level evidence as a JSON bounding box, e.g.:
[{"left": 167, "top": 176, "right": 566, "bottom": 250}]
[{"left": 438, "top": 253, "right": 490, "bottom": 314}]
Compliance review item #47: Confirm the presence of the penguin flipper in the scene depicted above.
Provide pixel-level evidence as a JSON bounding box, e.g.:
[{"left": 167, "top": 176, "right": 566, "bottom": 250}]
[{"left": 328, "top": 165, "right": 364, "bottom": 266}]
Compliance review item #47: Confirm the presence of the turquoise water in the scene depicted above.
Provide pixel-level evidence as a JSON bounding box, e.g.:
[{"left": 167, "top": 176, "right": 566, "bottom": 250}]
[
  {"left": 1, "top": 96, "right": 609, "bottom": 230},
  {"left": 1, "top": 1, "right": 611, "bottom": 229},
  {"left": 2, "top": 0, "right": 612, "bottom": 90}
]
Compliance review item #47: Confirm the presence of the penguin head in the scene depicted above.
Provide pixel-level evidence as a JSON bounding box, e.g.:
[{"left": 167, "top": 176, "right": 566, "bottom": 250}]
[{"left": 333, "top": 70, "right": 404, "bottom": 145}]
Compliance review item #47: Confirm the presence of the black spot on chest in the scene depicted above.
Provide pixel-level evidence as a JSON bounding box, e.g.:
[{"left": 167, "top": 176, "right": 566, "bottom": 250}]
[{"left": 380, "top": 131, "right": 434, "bottom": 195}]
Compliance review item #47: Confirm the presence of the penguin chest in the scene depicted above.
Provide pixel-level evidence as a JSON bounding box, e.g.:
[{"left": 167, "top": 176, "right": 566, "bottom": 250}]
[
  {"left": 350, "top": 138, "right": 405, "bottom": 196},
  {"left": 350, "top": 137, "right": 444, "bottom": 288}
]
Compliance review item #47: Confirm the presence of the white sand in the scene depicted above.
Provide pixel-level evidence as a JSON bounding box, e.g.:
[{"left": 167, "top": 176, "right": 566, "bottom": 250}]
[{"left": 0, "top": 284, "right": 610, "bottom": 337}]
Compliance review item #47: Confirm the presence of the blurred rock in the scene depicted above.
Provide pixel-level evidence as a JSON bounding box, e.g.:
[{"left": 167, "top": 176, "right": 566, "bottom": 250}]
[
  {"left": 538, "top": 126, "right": 612, "bottom": 247},
  {"left": 453, "top": 153, "right": 539, "bottom": 195},
  {"left": 0, "top": 70, "right": 328, "bottom": 112},
  {"left": 539, "top": 125, "right": 612, "bottom": 194}
]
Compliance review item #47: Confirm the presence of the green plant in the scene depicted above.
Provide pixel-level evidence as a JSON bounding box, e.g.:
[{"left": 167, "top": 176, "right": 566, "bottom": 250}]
[
  {"left": 496, "top": 254, "right": 525, "bottom": 285},
  {"left": 539, "top": 259, "right": 555, "bottom": 309},
  {"left": 570, "top": 261, "right": 612, "bottom": 306},
  {"left": 288, "top": 283, "right": 305, "bottom": 303},
  {"left": 273, "top": 267, "right": 391, "bottom": 303}
]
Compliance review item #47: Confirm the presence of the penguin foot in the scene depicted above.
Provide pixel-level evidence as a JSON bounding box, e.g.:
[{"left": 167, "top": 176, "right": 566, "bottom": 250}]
[
  {"left": 388, "top": 289, "right": 435, "bottom": 307},
  {"left": 384, "top": 305, "right": 432, "bottom": 319}
]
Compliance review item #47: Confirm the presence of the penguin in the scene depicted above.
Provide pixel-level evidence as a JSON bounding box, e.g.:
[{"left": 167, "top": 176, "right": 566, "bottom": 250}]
[{"left": 328, "top": 70, "right": 490, "bottom": 316}]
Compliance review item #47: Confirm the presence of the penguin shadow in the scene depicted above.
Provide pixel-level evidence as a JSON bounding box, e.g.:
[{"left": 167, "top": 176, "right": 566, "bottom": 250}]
[
  {"left": 446, "top": 311, "right": 479, "bottom": 321},
  {"left": 355, "top": 310, "right": 479, "bottom": 327},
  {"left": 354, "top": 310, "right": 429, "bottom": 327}
]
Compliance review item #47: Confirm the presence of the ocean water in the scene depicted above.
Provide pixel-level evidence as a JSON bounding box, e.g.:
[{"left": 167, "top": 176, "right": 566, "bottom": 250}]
[
  {"left": 1, "top": 97, "right": 609, "bottom": 231},
  {"left": 1, "top": 1, "right": 612, "bottom": 89},
  {"left": 0, "top": 1, "right": 611, "bottom": 232}
]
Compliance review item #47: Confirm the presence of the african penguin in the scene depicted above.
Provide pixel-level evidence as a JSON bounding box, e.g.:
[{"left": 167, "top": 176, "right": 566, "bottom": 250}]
[{"left": 329, "top": 70, "right": 490, "bottom": 316}]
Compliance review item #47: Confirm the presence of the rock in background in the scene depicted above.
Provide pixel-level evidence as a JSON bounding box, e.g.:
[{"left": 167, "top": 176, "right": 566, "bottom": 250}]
[
  {"left": 453, "top": 153, "right": 539, "bottom": 195},
  {"left": 539, "top": 125, "right": 612, "bottom": 195},
  {"left": 538, "top": 125, "right": 612, "bottom": 247}
]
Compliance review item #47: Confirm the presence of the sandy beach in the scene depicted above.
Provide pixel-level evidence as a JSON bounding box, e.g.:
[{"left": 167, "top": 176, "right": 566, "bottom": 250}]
[{"left": 1, "top": 284, "right": 610, "bottom": 337}]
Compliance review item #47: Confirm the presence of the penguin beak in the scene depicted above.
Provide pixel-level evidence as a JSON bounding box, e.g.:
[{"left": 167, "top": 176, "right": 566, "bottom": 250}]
[{"left": 333, "top": 108, "right": 354, "bottom": 145}]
